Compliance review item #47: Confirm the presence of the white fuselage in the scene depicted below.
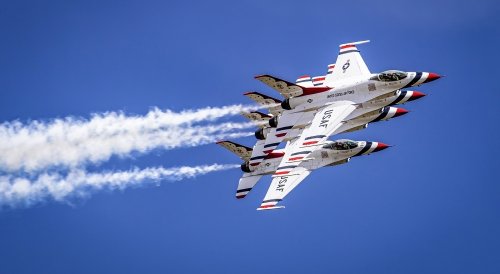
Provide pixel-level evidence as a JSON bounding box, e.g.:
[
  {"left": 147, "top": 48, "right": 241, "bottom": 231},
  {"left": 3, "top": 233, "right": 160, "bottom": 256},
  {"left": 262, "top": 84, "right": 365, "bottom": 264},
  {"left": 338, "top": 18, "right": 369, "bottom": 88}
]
[
  {"left": 247, "top": 141, "right": 379, "bottom": 176},
  {"left": 284, "top": 74, "right": 417, "bottom": 112}
]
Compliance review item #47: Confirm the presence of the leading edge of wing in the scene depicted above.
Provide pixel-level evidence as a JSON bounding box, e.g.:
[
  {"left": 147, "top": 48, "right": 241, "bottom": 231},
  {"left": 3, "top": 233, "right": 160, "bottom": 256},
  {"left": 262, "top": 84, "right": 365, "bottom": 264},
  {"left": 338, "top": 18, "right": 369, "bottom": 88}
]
[
  {"left": 256, "top": 205, "right": 285, "bottom": 211},
  {"left": 255, "top": 74, "right": 330, "bottom": 98}
]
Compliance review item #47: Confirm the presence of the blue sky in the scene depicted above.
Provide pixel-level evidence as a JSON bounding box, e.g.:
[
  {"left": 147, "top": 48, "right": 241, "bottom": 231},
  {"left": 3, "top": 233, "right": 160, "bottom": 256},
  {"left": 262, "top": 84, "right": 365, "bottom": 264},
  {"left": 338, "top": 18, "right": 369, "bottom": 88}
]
[{"left": 1, "top": 0, "right": 499, "bottom": 273}]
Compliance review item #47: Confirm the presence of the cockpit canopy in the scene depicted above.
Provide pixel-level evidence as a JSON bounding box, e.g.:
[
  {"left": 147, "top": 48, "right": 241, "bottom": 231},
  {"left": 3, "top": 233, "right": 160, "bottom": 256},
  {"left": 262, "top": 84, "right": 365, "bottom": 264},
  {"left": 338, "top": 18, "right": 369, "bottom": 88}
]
[
  {"left": 323, "top": 140, "right": 359, "bottom": 150},
  {"left": 370, "top": 70, "right": 408, "bottom": 82}
]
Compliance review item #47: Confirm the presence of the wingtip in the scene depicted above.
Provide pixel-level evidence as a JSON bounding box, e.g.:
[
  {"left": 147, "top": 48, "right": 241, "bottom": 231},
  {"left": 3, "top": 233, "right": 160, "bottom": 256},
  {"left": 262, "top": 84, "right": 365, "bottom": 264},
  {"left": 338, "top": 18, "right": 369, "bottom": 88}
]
[
  {"left": 339, "top": 40, "right": 370, "bottom": 47},
  {"left": 256, "top": 206, "right": 285, "bottom": 211}
]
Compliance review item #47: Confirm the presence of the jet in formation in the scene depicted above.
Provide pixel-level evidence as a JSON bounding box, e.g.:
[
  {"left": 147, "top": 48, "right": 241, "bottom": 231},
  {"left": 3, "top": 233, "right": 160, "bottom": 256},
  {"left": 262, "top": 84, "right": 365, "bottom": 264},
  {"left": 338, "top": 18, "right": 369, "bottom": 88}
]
[{"left": 217, "top": 40, "right": 441, "bottom": 210}]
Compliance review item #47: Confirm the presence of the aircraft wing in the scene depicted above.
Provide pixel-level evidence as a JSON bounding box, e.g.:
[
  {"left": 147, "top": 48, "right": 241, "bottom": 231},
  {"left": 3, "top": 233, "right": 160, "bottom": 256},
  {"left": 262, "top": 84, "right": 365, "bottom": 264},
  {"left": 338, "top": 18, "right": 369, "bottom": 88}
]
[
  {"left": 257, "top": 167, "right": 311, "bottom": 210},
  {"left": 255, "top": 74, "right": 329, "bottom": 99},
  {"left": 273, "top": 102, "right": 356, "bottom": 176},
  {"left": 240, "top": 111, "right": 272, "bottom": 128},
  {"left": 325, "top": 40, "right": 371, "bottom": 85}
]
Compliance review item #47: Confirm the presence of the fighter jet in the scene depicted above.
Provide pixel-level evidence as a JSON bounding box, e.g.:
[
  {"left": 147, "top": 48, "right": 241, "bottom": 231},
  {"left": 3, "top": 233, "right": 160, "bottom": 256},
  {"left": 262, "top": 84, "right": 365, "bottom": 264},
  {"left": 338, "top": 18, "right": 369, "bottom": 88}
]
[
  {"left": 220, "top": 40, "right": 441, "bottom": 210},
  {"left": 254, "top": 41, "right": 439, "bottom": 156},
  {"left": 250, "top": 40, "right": 440, "bottom": 209},
  {"left": 217, "top": 139, "right": 390, "bottom": 203}
]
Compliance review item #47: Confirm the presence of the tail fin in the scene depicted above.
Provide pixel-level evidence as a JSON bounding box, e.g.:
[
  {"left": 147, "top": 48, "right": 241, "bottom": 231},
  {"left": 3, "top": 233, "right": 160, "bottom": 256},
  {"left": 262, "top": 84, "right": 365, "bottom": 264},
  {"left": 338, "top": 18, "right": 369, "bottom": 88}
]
[
  {"left": 243, "top": 91, "right": 283, "bottom": 116},
  {"left": 241, "top": 111, "right": 272, "bottom": 128},
  {"left": 216, "top": 141, "right": 252, "bottom": 161},
  {"left": 324, "top": 40, "right": 371, "bottom": 85},
  {"left": 295, "top": 75, "right": 313, "bottom": 88}
]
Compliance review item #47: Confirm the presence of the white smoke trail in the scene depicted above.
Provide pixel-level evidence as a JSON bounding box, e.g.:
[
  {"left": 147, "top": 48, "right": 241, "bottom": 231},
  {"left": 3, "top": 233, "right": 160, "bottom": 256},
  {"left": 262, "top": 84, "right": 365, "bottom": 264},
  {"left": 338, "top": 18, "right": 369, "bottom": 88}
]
[
  {"left": 0, "top": 105, "right": 255, "bottom": 173},
  {"left": 0, "top": 163, "right": 239, "bottom": 208}
]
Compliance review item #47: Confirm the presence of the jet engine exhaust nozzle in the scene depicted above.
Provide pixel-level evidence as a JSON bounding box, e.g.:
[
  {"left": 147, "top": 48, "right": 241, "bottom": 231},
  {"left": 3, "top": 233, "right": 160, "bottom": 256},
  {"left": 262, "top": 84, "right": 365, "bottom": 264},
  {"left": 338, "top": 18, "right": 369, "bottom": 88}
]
[
  {"left": 255, "top": 128, "right": 266, "bottom": 140},
  {"left": 269, "top": 116, "right": 279, "bottom": 127},
  {"left": 281, "top": 99, "right": 292, "bottom": 110},
  {"left": 240, "top": 162, "right": 252, "bottom": 173}
]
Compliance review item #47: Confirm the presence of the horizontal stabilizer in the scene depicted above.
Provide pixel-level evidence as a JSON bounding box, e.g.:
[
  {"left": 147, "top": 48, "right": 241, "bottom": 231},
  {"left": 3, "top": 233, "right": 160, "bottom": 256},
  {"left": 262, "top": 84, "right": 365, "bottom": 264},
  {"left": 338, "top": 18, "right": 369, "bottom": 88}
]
[
  {"left": 255, "top": 74, "right": 330, "bottom": 98},
  {"left": 216, "top": 141, "right": 252, "bottom": 161},
  {"left": 241, "top": 111, "right": 272, "bottom": 128},
  {"left": 243, "top": 91, "right": 283, "bottom": 116}
]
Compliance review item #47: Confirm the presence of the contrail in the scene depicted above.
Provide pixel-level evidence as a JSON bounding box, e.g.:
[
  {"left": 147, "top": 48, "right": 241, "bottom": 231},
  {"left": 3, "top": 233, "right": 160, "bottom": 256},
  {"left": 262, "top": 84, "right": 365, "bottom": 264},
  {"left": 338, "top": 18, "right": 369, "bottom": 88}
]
[
  {"left": 0, "top": 163, "right": 239, "bottom": 209},
  {"left": 0, "top": 105, "right": 255, "bottom": 173}
]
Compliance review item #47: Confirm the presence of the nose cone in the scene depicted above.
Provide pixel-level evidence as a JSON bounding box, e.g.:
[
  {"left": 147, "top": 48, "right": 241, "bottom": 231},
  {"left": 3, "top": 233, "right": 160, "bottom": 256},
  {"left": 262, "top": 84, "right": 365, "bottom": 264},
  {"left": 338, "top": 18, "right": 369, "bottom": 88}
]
[
  {"left": 408, "top": 91, "right": 426, "bottom": 101},
  {"left": 374, "top": 142, "right": 390, "bottom": 152},
  {"left": 423, "top": 72, "right": 441, "bottom": 83},
  {"left": 394, "top": 108, "right": 409, "bottom": 117}
]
